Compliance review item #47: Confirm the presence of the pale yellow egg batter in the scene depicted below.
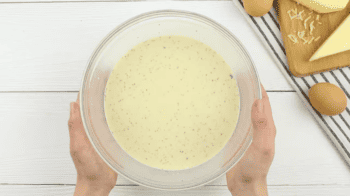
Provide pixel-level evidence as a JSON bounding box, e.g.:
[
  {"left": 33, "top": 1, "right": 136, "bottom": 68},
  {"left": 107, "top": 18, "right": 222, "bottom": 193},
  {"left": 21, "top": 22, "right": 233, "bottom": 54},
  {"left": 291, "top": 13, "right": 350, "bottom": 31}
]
[{"left": 105, "top": 35, "right": 240, "bottom": 170}]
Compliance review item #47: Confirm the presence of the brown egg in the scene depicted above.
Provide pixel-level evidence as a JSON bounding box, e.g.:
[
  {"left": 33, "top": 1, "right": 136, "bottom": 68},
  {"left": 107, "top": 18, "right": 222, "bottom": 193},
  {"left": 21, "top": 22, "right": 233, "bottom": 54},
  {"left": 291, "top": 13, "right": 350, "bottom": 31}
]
[
  {"left": 242, "top": 0, "right": 274, "bottom": 17},
  {"left": 308, "top": 83, "right": 347, "bottom": 116}
]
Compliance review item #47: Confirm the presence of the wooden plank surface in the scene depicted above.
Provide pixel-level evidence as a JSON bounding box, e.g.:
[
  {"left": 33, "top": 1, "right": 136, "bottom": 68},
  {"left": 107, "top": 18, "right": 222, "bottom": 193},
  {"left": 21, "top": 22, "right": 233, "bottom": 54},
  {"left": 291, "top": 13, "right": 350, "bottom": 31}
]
[
  {"left": 0, "top": 1, "right": 292, "bottom": 91},
  {"left": 1, "top": 185, "right": 350, "bottom": 195},
  {"left": 1, "top": 92, "right": 350, "bottom": 186},
  {"left": 276, "top": 0, "right": 350, "bottom": 77}
]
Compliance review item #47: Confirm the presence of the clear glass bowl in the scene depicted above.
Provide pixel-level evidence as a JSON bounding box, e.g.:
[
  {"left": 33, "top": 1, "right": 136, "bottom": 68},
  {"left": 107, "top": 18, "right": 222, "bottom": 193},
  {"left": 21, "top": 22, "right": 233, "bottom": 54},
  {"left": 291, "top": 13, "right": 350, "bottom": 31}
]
[{"left": 80, "top": 10, "right": 262, "bottom": 191}]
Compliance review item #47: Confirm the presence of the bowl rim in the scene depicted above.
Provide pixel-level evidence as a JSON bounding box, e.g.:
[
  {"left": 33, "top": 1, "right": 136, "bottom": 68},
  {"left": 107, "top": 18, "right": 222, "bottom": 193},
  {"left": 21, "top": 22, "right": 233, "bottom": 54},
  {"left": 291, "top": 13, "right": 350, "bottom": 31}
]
[{"left": 80, "top": 9, "right": 262, "bottom": 190}]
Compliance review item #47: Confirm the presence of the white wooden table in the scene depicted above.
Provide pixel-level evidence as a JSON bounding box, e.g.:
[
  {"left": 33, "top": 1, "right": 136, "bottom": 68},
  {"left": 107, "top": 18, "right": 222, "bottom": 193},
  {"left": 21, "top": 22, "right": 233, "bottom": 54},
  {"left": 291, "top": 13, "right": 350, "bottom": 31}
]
[{"left": 1, "top": 0, "right": 350, "bottom": 195}]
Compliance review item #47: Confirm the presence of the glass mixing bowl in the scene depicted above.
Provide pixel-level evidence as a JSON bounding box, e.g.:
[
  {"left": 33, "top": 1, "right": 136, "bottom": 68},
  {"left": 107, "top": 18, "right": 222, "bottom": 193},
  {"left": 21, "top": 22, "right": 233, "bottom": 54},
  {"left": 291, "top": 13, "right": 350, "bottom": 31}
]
[{"left": 80, "top": 10, "right": 262, "bottom": 191}]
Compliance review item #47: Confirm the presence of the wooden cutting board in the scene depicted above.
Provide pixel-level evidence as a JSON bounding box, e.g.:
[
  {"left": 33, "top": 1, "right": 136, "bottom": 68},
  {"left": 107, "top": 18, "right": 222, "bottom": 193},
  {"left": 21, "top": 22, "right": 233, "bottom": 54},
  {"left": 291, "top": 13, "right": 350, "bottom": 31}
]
[{"left": 274, "top": 0, "right": 350, "bottom": 77}]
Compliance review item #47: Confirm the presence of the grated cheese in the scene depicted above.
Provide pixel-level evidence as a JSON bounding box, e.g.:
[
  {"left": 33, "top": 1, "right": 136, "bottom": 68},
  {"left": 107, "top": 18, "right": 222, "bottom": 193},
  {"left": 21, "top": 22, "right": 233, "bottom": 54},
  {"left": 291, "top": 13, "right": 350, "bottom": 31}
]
[
  {"left": 285, "top": 8, "right": 320, "bottom": 46},
  {"left": 297, "top": 10, "right": 305, "bottom": 20},
  {"left": 310, "top": 21, "right": 315, "bottom": 35},
  {"left": 308, "top": 37, "right": 315, "bottom": 44},
  {"left": 288, "top": 34, "right": 299, "bottom": 44},
  {"left": 303, "top": 39, "right": 309, "bottom": 44},
  {"left": 288, "top": 8, "right": 301, "bottom": 20},
  {"left": 297, "top": 31, "right": 308, "bottom": 44},
  {"left": 298, "top": 31, "right": 306, "bottom": 38},
  {"left": 304, "top": 16, "right": 311, "bottom": 29},
  {"left": 287, "top": 10, "right": 297, "bottom": 20}
]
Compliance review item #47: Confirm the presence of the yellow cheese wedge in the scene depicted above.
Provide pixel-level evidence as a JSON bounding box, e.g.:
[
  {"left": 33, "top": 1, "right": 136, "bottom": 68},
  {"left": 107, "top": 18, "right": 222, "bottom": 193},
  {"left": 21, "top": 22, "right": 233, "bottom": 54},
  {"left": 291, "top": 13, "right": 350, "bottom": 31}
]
[
  {"left": 310, "top": 14, "right": 350, "bottom": 62},
  {"left": 293, "top": 0, "right": 349, "bottom": 13}
]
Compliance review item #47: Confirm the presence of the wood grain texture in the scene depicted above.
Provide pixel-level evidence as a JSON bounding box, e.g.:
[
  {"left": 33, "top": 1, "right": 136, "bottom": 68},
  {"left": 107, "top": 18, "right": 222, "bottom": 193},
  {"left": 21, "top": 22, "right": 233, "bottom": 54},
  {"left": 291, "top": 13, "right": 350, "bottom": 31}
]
[
  {"left": 276, "top": 0, "right": 350, "bottom": 77},
  {"left": 0, "top": 1, "right": 292, "bottom": 91},
  {"left": 1, "top": 185, "right": 350, "bottom": 195},
  {"left": 1, "top": 92, "right": 349, "bottom": 185}
]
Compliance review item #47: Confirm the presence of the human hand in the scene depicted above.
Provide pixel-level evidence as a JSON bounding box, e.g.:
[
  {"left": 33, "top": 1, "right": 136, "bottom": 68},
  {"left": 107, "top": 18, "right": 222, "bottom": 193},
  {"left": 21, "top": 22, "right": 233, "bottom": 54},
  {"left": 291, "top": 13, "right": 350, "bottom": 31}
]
[
  {"left": 226, "top": 84, "right": 276, "bottom": 196},
  {"left": 68, "top": 93, "right": 118, "bottom": 196}
]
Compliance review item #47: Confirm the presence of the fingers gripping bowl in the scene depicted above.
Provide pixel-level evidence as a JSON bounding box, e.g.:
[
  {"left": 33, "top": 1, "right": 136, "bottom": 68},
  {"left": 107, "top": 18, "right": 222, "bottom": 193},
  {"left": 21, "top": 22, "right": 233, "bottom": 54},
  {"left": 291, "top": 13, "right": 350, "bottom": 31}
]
[{"left": 80, "top": 10, "right": 262, "bottom": 190}]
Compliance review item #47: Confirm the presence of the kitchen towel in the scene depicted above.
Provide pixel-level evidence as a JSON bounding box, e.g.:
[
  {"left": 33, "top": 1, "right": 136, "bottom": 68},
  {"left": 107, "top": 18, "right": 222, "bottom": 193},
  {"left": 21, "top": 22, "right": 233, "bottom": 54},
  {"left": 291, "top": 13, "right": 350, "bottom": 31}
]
[{"left": 233, "top": 0, "right": 350, "bottom": 166}]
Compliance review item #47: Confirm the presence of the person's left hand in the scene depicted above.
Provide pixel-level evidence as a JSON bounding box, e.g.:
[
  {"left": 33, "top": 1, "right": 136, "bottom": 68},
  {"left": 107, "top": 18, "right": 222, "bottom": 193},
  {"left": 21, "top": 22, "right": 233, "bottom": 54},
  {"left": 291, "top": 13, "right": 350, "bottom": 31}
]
[{"left": 68, "top": 93, "right": 118, "bottom": 196}]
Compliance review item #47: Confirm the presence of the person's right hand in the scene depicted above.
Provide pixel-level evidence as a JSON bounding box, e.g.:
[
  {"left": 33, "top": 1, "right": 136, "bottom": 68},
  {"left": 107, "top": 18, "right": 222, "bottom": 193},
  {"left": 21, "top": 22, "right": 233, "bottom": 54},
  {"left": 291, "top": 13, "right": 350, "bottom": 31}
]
[{"left": 226, "top": 84, "right": 276, "bottom": 196}]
